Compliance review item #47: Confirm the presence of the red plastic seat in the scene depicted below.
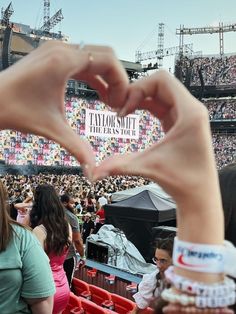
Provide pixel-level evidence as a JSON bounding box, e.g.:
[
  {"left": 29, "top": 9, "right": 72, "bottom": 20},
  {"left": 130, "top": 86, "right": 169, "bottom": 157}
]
[
  {"left": 72, "top": 277, "right": 91, "bottom": 299},
  {"left": 111, "top": 293, "right": 136, "bottom": 313},
  {"left": 62, "top": 292, "right": 83, "bottom": 314},
  {"left": 89, "top": 284, "right": 112, "bottom": 306},
  {"left": 80, "top": 296, "right": 108, "bottom": 314}
]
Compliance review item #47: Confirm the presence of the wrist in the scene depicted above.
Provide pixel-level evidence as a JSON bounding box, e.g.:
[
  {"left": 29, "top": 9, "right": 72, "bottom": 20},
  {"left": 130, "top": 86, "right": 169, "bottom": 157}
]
[{"left": 0, "top": 71, "right": 18, "bottom": 130}]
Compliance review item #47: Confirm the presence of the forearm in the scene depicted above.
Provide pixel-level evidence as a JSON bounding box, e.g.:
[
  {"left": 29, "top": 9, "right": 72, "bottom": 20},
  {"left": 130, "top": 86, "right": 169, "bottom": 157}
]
[
  {"left": 175, "top": 175, "right": 224, "bottom": 283},
  {"left": 75, "top": 240, "right": 84, "bottom": 256},
  {"left": 26, "top": 296, "right": 53, "bottom": 314},
  {"left": 0, "top": 71, "right": 18, "bottom": 130}
]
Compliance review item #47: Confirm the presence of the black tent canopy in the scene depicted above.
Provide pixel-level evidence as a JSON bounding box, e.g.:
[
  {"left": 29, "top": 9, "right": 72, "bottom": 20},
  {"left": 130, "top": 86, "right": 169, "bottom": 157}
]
[{"left": 104, "top": 189, "right": 176, "bottom": 262}]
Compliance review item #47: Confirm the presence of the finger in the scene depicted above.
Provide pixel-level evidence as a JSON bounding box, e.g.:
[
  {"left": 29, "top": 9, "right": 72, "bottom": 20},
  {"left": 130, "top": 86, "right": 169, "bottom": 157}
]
[
  {"left": 42, "top": 118, "right": 96, "bottom": 180},
  {"left": 118, "top": 70, "right": 194, "bottom": 117},
  {"left": 38, "top": 42, "right": 129, "bottom": 108},
  {"left": 92, "top": 149, "right": 158, "bottom": 182},
  {"left": 75, "top": 74, "right": 109, "bottom": 103},
  {"left": 68, "top": 45, "right": 129, "bottom": 108}
]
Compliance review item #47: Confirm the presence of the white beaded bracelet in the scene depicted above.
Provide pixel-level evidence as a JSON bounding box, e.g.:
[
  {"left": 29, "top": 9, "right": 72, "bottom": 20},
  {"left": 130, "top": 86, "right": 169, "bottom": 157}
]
[
  {"left": 161, "top": 287, "right": 236, "bottom": 308},
  {"left": 162, "top": 288, "right": 195, "bottom": 306},
  {"left": 165, "top": 266, "right": 236, "bottom": 297}
]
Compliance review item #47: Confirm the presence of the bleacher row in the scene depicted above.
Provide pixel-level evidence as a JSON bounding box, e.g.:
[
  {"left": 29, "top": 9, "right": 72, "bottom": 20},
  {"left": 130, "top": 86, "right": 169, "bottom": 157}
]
[{"left": 62, "top": 277, "right": 153, "bottom": 314}]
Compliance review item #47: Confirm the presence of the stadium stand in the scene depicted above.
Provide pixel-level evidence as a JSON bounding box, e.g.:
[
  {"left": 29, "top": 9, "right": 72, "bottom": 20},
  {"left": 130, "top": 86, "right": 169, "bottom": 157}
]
[{"left": 174, "top": 54, "right": 235, "bottom": 170}]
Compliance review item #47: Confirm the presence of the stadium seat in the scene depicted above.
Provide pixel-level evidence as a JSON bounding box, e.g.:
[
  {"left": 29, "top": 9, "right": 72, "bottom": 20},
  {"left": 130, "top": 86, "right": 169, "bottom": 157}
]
[
  {"left": 89, "top": 284, "right": 112, "bottom": 307},
  {"left": 80, "top": 296, "right": 109, "bottom": 314},
  {"left": 110, "top": 293, "right": 136, "bottom": 313},
  {"left": 62, "top": 292, "right": 83, "bottom": 314},
  {"left": 72, "top": 277, "right": 91, "bottom": 299}
]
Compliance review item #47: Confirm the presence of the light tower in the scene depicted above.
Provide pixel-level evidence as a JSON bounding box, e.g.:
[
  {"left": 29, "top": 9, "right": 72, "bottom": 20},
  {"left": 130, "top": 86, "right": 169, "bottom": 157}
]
[
  {"left": 41, "top": 0, "right": 63, "bottom": 34},
  {"left": 157, "top": 23, "right": 164, "bottom": 67},
  {"left": 1, "top": 2, "right": 14, "bottom": 26},
  {"left": 43, "top": 0, "right": 50, "bottom": 32},
  {"left": 176, "top": 22, "right": 236, "bottom": 56},
  {"left": 135, "top": 22, "right": 193, "bottom": 71}
]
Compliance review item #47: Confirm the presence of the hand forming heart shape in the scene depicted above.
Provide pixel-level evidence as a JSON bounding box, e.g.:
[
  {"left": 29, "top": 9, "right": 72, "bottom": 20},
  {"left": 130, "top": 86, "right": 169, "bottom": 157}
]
[
  {"left": 0, "top": 41, "right": 216, "bottom": 202},
  {"left": 0, "top": 41, "right": 226, "bottom": 309}
]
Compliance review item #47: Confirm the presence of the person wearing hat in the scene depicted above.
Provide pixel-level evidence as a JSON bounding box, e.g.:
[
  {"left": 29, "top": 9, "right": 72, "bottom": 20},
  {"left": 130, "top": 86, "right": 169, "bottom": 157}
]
[{"left": 82, "top": 212, "right": 95, "bottom": 244}]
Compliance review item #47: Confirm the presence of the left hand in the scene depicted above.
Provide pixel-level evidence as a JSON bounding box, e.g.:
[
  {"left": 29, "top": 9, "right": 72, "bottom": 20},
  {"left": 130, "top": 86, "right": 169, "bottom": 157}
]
[{"left": 0, "top": 41, "right": 129, "bottom": 175}]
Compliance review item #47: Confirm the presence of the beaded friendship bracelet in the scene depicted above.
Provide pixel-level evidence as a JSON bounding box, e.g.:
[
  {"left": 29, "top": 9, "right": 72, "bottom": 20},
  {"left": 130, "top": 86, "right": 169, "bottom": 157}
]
[
  {"left": 161, "top": 287, "right": 236, "bottom": 308},
  {"left": 165, "top": 266, "right": 236, "bottom": 297}
]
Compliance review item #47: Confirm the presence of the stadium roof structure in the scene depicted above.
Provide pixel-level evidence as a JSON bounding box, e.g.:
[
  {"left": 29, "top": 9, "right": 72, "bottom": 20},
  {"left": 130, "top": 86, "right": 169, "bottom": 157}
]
[{"left": 120, "top": 60, "right": 142, "bottom": 73}]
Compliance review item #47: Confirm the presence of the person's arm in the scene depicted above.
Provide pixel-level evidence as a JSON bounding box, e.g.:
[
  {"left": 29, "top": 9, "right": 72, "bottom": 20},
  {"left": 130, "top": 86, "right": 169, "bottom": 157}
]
[
  {"left": 14, "top": 202, "right": 29, "bottom": 210},
  {"left": 73, "top": 231, "right": 84, "bottom": 257},
  {"left": 33, "top": 226, "right": 46, "bottom": 248},
  {"left": 94, "top": 70, "right": 223, "bottom": 276},
  {"left": 93, "top": 71, "right": 226, "bottom": 313},
  {"left": 132, "top": 271, "right": 158, "bottom": 312},
  {"left": 24, "top": 296, "right": 53, "bottom": 314},
  {"left": 21, "top": 230, "right": 55, "bottom": 312}
]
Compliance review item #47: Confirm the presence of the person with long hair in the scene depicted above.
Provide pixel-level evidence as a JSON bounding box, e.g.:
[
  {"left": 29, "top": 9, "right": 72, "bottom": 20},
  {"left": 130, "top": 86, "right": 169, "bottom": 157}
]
[
  {"left": 30, "top": 184, "right": 72, "bottom": 314},
  {"left": 132, "top": 237, "right": 173, "bottom": 313},
  {"left": 0, "top": 180, "right": 55, "bottom": 313}
]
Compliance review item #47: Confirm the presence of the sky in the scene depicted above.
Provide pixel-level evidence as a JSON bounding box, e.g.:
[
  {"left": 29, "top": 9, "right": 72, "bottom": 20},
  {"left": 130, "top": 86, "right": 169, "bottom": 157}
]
[{"left": 3, "top": 0, "right": 236, "bottom": 70}]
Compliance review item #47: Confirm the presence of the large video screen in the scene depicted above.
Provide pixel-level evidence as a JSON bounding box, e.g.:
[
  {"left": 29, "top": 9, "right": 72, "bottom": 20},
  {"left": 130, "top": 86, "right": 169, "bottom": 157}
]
[{"left": 0, "top": 97, "right": 163, "bottom": 166}]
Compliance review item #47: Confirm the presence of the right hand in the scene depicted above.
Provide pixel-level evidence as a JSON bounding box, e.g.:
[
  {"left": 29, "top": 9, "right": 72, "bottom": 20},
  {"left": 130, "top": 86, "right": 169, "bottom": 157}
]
[{"left": 93, "top": 71, "right": 217, "bottom": 202}]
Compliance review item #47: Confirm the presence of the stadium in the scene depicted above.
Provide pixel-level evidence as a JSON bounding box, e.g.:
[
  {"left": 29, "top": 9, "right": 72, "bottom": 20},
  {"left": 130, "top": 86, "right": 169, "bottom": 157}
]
[
  {"left": 0, "top": 4, "right": 234, "bottom": 174},
  {"left": 0, "top": 1, "right": 235, "bottom": 314}
]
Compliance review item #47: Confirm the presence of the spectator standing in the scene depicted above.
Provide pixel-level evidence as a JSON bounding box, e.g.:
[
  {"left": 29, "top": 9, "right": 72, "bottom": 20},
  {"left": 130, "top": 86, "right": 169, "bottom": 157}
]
[
  {"left": 132, "top": 237, "right": 173, "bottom": 313},
  {"left": 9, "top": 188, "right": 23, "bottom": 220},
  {"left": 0, "top": 180, "right": 55, "bottom": 313},
  {"left": 61, "top": 193, "right": 84, "bottom": 287},
  {"left": 30, "top": 184, "right": 71, "bottom": 314},
  {"left": 82, "top": 212, "right": 95, "bottom": 244},
  {"left": 86, "top": 194, "right": 95, "bottom": 213},
  {"left": 98, "top": 194, "right": 108, "bottom": 207}
]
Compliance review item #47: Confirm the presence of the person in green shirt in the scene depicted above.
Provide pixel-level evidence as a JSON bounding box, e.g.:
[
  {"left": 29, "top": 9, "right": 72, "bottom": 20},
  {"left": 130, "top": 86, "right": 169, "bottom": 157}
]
[{"left": 0, "top": 180, "right": 55, "bottom": 313}]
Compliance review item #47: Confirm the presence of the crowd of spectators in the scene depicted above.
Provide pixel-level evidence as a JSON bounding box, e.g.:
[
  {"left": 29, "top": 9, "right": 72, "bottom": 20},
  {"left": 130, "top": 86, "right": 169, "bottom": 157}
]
[
  {"left": 204, "top": 98, "right": 236, "bottom": 120},
  {"left": 2, "top": 173, "right": 150, "bottom": 211},
  {"left": 177, "top": 54, "right": 236, "bottom": 86},
  {"left": 212, "top": 133, "right": 236, "bottom": 169}
]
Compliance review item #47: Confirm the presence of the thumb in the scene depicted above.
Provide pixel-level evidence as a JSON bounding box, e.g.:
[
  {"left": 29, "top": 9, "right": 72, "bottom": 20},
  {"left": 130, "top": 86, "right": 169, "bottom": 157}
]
[{"left": 92, "top": 151, "right": 148, "bottom": 181}]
